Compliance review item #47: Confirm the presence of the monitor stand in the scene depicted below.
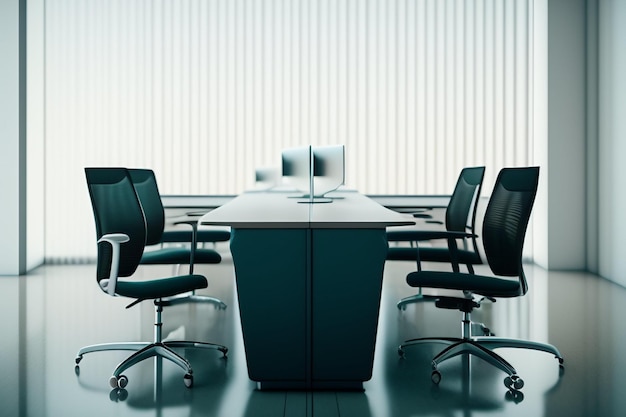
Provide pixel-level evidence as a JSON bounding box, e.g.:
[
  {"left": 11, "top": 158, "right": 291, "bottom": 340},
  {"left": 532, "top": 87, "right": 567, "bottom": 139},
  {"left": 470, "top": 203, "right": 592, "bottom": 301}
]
[
  {"left": 296, "top": 197, "right": 333, "bottom": 204},
  {"left": 288, "top": 194, "right": 333, "bottom": 204}
]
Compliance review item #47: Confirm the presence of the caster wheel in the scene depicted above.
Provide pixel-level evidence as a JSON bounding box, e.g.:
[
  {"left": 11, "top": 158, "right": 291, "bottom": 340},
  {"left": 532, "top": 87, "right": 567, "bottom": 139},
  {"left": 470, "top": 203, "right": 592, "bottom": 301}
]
[
  {"left": 74, "top": 365, "right": 80, "bottom": 376},
  {"left": 431, "top": 370, "right": 441, "bottom": 385},
  {"left": 220, "top": 347, "right": 229, "bottom": 358},
  {"left": 504, "top": 375, "right": 524, "bottom": 390},
  {"left": 110, "top": 374, "right": 128, "bottom": 389},
  {"left": 397, "top": 347, "right": 405, "bottom": 358},
  {"left": 429, "top": 383, "right": 441, "bottom": 398},
  {"left": 109, "top": 388, "right": 128, "bottom": 402},
  {"left": 505, "top": 389, "right": 524, "bottom": 403},
  {"left": 184, "top": 373, "right": 193, "bottom": 388},
  {"left": 75, "top": 356, "right": 83, "bottom": 365}
]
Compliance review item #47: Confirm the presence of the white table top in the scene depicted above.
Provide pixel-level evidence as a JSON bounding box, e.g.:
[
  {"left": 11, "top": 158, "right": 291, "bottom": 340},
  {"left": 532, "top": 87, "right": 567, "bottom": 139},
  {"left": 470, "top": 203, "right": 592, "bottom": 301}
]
[{"left": 200, "top": 191, "right": 414, "bottom": 229}]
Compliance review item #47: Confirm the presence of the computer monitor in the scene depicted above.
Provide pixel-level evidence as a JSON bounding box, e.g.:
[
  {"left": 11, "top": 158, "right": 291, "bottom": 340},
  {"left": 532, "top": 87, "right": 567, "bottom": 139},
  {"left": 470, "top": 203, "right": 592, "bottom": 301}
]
[
  {"left": 281, "top": 146, "right": 313, "bottom": 197},
  {"left": 312, "top": 145, "right": 345, "bottom": 199},
  {"left": 254, "top": 167, "right": 281, "bottom": 190}
]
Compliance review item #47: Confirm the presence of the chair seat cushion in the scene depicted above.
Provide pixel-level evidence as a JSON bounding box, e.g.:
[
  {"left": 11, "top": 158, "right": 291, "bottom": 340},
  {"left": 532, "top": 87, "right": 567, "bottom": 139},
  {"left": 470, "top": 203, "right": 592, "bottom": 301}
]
[
  {"left": 115, "top": 274, "right": 208, "bottom": 299},
  {"left": 406, "top": 270, "right": 522, "bottom": 297},
  {"left": 140, "top": 247, "right": 222, "bottom": 264},
  {"left": 387, "top": 246, "right": 482, "bottom": 265},
  {"left": 161, "top": 229, "right": 231, "bottom": 243}
]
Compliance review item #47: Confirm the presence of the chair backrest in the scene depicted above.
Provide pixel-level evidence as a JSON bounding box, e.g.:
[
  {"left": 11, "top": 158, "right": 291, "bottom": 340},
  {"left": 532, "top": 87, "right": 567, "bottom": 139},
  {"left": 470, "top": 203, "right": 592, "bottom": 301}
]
[
  {"left": 445, "top": 166, "right": 485, "bottom": 233},
  {"left": 128, "top": 169, "right": 166, "bottom": 246},
  {"left": 85, "top": 168, "right": 146, "bottom": 283},
  {"left": 482, "top": 167, "right": 539, "bottom": 294}
]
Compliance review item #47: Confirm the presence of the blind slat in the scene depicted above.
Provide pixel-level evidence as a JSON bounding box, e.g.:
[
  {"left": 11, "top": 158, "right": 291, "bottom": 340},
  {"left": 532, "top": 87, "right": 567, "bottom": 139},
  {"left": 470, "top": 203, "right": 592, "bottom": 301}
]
[{"left": 44, "top": 0, "right": 534, "bottom": 259}]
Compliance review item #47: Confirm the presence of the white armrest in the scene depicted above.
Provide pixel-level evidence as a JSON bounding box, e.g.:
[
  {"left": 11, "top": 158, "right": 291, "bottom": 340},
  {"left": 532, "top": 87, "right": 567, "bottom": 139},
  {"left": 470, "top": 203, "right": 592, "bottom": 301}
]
[{"left": 97, "top": 233, "right": 130, "bottom": 296}]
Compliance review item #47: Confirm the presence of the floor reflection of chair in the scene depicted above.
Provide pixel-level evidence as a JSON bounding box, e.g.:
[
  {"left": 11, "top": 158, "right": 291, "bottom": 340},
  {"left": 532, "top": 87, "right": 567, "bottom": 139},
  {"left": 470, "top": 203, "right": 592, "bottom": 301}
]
[
  {"left": 386, "top": 350, "right": 505, "bottom": 416},
  {"left": 441, "top": 356, "right": 525, "bottom": 405},
  {"left": 122, "top": 353, "right": 227, "bottom": 415}
]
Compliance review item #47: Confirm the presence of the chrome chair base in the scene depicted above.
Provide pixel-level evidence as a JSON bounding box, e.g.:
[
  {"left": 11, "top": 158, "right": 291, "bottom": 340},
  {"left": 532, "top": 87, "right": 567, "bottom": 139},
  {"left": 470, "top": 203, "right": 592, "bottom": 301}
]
[
  {"left": 163, "top": 293, "right": 227, "bottom": 310},
  {"left": 396, "top": 292, "right": 437, "bottom": 310},
  {"left": 398, "top": 312, "right": 564, "bottom": 390},
  {"left": 75, "top": 301, "right": 228, "bottom": 389}
]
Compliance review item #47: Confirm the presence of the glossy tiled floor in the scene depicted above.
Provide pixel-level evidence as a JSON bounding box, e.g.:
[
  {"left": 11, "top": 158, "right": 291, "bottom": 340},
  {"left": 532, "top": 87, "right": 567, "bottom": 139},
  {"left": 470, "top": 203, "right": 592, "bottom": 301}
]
[{"left": 1, "top": 250, "right": 625, "bottom": 417}]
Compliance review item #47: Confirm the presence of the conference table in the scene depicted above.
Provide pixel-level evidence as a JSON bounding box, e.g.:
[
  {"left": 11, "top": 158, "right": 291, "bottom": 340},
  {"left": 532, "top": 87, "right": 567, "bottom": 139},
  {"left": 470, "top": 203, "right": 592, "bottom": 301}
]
[{"left": 200, "top": 190, "right": 413, "bottom": 390}]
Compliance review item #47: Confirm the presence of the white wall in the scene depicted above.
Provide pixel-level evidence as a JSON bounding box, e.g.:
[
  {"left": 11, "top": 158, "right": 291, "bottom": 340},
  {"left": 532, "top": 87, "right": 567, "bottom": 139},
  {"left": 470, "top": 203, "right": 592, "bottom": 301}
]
[
  {"left": 27, "top": 0, "right": 45, "bottom": 271},
  {"left": 533, "top": 0, "right": 587, "bottom": 270},
  {"left": 598, "top": 0, "right": 626, "bottom": 286},
  {"left": 0, "top": 0, "right": 45, "bottom": 275},
  {"left": 586, "top": 0, "right": 599, "bottom": 274},
  {"left": 532, "top": 0, "right": 549, "bottom": 268},
  {"left": 0, "top": 0, "right": 24, "bottom": 275}
]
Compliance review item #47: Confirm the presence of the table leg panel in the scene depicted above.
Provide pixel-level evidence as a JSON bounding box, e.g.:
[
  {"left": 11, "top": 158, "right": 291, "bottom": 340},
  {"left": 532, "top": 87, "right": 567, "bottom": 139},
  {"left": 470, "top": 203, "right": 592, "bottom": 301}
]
[
  {"left": 311, "top": 228, "right": 388, "bottom": 383},
  {"left": 230, "top": 228, "right": 309, "bottom": 382}
]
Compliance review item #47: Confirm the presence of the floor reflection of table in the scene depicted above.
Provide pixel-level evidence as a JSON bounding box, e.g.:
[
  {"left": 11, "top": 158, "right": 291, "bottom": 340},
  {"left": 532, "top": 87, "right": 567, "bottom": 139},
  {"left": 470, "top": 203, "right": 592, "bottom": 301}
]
[{"left": 200, "top": 191, "right": 413, "bottom": 390}]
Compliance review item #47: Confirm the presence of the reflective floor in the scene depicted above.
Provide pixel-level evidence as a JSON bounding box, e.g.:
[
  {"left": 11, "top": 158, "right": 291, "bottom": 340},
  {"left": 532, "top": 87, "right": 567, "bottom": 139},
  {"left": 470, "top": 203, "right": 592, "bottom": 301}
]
[{"left": 1, "top": 250, "right": 625, "bottom": 417}]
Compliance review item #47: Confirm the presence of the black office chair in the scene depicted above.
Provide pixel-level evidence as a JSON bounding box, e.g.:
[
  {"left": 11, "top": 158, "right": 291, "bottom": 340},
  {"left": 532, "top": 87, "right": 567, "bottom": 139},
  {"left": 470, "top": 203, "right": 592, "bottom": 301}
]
[
  {"left": 75, "top": 168, "right": 228, "bottom": 390},
  {"left": 387, "top": 167, "right": 485, "bottom": 310},
  {"left": 397, "top": 167, "right": 563, "bottom": 391},
  {"left": 129, "top": 169, "right": 227, "bottom": 309}
]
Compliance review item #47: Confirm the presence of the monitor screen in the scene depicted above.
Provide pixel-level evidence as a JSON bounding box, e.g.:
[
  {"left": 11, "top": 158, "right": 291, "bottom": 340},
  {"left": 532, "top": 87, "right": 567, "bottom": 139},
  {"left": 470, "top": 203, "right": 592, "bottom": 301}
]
[
  {"left": 281, "top": 146, "right": 313, "bottom": 196},
  {"left": 254, "top": 167, "right": 281, "bottom": 190},
  {"left": 312, "top": 145, "right": 345, "bottom": 198}
]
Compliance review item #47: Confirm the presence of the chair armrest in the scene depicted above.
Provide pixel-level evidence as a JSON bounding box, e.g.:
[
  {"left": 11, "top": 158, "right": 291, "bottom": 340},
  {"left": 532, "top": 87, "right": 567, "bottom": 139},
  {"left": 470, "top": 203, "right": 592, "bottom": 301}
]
[
  {"left": 185, "top": 210, "right": 209, "bottom": 217},
  {"left": 172, "top": 218, "right": 199, "bottom": 246},
  {"left": 173, "top": 218, "right": 200, "bottom": 274},
  {"left": 173, "top": 218, "right": 199, "bottom": 227},
  {"left": 387, "top": 230, "right": 475, "bottom": 242},
  {"left": 173, "top": 218, "right": 200, "bottom": 238},
  {"left": 97, "top": 233, "right": 130, "bottom": 296}
]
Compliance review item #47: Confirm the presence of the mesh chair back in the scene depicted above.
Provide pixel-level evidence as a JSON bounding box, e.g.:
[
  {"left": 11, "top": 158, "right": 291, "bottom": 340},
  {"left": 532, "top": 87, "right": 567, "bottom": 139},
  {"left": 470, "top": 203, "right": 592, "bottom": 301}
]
[
  {"left": 128, "top": 169, "right": 166, "bottom": 246},
  {"left": 85, "top": 168, "right": 147, "bottom": 283},
  {"left": 445, "top": 166, "right": 485, "bottom": 232},
  {"left": 482, "top": 167, "right": 539, "bottom": 291}
]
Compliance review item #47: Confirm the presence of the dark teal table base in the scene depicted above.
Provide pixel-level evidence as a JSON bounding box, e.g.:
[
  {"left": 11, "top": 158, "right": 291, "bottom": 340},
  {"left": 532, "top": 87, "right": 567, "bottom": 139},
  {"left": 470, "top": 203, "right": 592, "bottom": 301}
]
[{"left": 230, "top": 227, "right": 388, "bottom": 390}]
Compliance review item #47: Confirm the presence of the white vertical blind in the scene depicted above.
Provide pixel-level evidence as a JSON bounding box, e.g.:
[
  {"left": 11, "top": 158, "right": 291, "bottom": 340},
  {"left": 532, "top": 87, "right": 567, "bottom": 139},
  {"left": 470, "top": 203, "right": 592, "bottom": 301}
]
[{"left": 43, "top": 0, "right": 535, "bottom": 260}]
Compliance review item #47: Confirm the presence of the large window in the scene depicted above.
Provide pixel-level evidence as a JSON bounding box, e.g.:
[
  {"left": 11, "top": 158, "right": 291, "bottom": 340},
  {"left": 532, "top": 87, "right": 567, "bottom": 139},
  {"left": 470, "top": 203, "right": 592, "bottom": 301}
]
[{"left": 43, "top": 0, "right": 535, "bottom": 260}]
